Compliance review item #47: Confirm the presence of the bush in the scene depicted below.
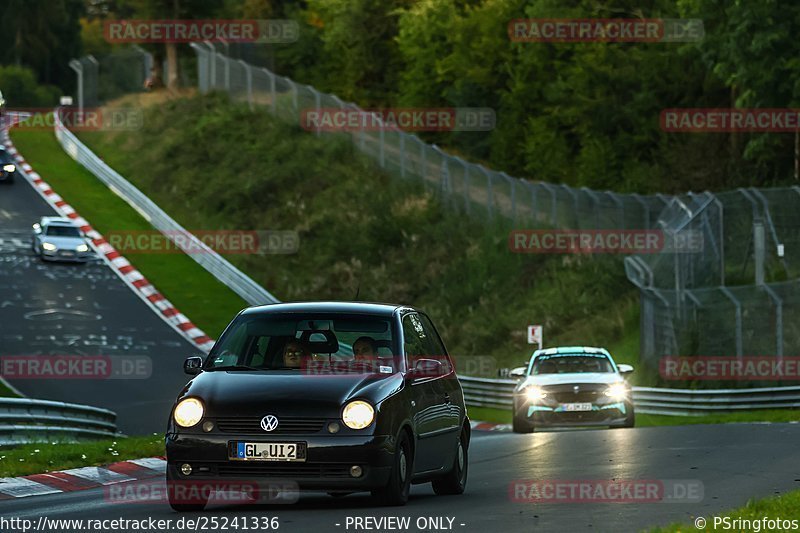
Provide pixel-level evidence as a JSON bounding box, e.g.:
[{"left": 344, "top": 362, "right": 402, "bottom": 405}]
[{"left": 0, "top": 65, "right": 61, "bottom": 108}]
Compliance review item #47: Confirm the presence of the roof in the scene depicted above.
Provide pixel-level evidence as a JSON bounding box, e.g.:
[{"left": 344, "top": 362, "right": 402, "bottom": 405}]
[
  {"left": 240, "top": 301, "right": 408, "bottom": 318},
  {"left": 533, "top": 346, "right": 610, "bottom": 357},
  {"left": 41, "top": 216, "right": 76, "bottom": 226}
]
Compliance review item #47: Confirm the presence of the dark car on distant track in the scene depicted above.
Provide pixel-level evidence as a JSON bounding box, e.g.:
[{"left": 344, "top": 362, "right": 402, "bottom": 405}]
[
  {"left": 165, "top": 302, "right": 469, "bottom": 511},
  {"left": 0, "top": 146, "right": 16, "bottom": 184}
]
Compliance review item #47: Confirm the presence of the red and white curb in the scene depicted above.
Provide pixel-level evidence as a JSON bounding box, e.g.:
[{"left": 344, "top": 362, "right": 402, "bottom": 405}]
[
  {"left": 470, "top": 420, "right": 511, "bottom": 432},
  {"left": 0, "top": 125, "right": 215, "bottom": 353},
  {"left": 0, "top": 457, "right": 165, "bottom": 499}
]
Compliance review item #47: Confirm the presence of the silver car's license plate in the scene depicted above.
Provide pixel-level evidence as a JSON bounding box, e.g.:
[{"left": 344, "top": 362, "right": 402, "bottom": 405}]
[
  {"left": 230, "top": 442, "right": 307, "bottom": 462},
  {"left": 561, "top": 402, "right": 593, "bottom": 412}
]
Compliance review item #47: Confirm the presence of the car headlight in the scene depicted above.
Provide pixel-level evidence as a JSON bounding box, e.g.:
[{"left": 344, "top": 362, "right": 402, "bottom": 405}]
[
  {"left": 605, "top": 383, "right": 628, "bottom": 401},
  {"left": 173, "top": 398, "right": 204, "bottom": 427},
  {"left": 342, "top": 400, "right": 374, "bottom": 429},
  {"left": 2, "top": 164, "right": 14, "bottom": 172},
  {"left": 76, "top": 244, "right": 89, "bottom": 253},
  {"left": 524, "top": 386, "right": 547, "bottom": 401},
  {"left": 42, "top": 242, "right": 57, "bottom": 251}
]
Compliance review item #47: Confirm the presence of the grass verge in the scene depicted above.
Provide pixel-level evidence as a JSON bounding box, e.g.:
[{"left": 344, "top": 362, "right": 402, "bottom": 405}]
[
  {"left": 9, "top": 123, "right": 247, "bottom": 339},
  {"left": 0, "top": 436, "right": 163, "bottom": 477}
]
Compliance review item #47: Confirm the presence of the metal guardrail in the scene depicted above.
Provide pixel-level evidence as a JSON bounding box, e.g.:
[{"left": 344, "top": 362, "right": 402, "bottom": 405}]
[
  {"left": 53, "top": 109, "right": 279, "bottom": 307},
  {"left": 0, "top": 398, "right": 118, "bottom": 445},
  {"left": 459, "top": 376, "right": 800, "bottom": 416}
]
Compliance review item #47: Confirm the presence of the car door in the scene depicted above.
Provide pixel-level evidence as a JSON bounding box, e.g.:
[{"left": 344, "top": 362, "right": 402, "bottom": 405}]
[
  {"left": 416, "top": 313, "right": 462, "bottom": 467},
  {"left": 402, "top": 312, "right": 444, "bottom": 473}
]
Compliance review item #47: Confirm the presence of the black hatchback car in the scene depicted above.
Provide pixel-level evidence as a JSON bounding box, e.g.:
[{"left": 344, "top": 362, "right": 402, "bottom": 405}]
[
  {"left": 165, "top": 302, "right": 469, "bottom": 511},
  {"left": 0, "top": 146, "right": 16, "bottom": 184}
]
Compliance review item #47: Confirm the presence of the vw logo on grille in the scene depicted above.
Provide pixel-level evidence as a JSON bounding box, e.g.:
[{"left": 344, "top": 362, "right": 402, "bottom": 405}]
[
  {"left": 260, "top": 415, "right": 279, "bottom": 432},
  {"left": 573, "top": 385, "right": 580, "bottom": 393}
]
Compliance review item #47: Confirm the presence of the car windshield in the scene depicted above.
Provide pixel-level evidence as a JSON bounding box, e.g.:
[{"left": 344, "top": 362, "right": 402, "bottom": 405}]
[
  {"left": 205, "top": 313, "right": 400, "bottom": 374},
  {"left": 532, "top": 353, "right": 614, "bottom": 374},
  {"left": 45, "top": 225, "right": 81, "bottom": 238}
]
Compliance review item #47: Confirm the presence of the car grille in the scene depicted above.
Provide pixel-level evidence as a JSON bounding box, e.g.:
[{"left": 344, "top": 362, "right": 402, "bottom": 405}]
[
  {"left": 550, "top": 391, "right": 600, "bottom": 403},
  {"left": 215, "top": 417, "right": 326, "bottom": 435},
  {"left": 217, "top": 462, "right": 352, "bottom": 478}
]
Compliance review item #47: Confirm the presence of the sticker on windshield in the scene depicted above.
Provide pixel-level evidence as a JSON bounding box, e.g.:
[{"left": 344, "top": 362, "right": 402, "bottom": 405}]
[{"left": 379, "top": 366, "right": 392, "bottom": 374}]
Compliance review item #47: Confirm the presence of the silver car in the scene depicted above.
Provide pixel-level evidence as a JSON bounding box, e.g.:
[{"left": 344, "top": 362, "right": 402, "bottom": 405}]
[
  {"left": 510, "top": 346, "right": 635, "bottom": 433},
  {"left": 32, "top": 217, "right": 93, "bottom": 262}
]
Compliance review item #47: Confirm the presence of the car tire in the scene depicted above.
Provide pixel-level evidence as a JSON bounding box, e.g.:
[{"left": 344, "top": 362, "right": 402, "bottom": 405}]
[
  {"left": 512, "top": 413, "right": 535, "bottom": 434},
  {"left": 166, "top": 476, "right": 207, "bottom": 512},
  {"left": 432, "top": 427, "right": 468, "bottom": 496},
  {"left": 623, "top": 403, "right": 635, "bottom": 427},
  {"left": 372, "top": 430, "right": 412, "bottom": 506}
]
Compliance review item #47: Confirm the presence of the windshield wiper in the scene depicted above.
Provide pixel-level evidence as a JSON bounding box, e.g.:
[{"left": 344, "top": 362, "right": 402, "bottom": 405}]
[{"left": 207, "top": 364, "right": 260, "bottom": 371}]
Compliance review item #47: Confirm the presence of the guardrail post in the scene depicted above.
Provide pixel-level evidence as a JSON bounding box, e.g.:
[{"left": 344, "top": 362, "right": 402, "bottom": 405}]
[{"left": 399, "top": 133, "right": 406, "bottom": 178}]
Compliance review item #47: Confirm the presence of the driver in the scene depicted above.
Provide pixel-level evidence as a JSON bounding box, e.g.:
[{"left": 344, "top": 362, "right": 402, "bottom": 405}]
[
  {"left": 353, "top": 336, "right": 377, "bottom": 363},
  {"left": 282, "top": 339, "right": 310, "bottom": 368}
]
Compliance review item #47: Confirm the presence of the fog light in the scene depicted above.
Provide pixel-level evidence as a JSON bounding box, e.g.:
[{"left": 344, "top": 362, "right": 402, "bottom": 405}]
[
  {"left": 180, "top": 463, "right": 192, "bottom": 476},
  {"left": 327, "top": 422, "right": 340, "bottom": 434},
  {"left": 202, "top": 421, "right": 214, "bottom": 432},
  {"left": 349, "top": 465, "right": 362, "bottom": 478}
]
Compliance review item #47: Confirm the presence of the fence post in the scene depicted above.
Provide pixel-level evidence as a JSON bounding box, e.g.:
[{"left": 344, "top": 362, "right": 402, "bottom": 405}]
[
  {"left": 239, "top": 60, "right": 253, "bottom": 110},
  {"left": 720, "top": 287, "right": 743, "bottom": 357},
  {"left": 262, "top": 69, "right": 276, "bottom": 114},
  {"left": 313, "top": 87, "right": 321, "bottom": 137},
  {"left": 205, "top": 41, "right": 216, "bottom": 90},
  {"left": 461, "top": 159, "right": 470, "bottom": 214},
  {"left": 379, "top": 113, "right": 385, "bottom": 167},
  {"left": 399, "top": 133, "right": 406, "bottom": 178}
]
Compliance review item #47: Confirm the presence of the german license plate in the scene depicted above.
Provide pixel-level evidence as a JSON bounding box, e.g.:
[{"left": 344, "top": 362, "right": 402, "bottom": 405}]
[
  {"left": 561, "top": 403, "right": 593, "bottom": 412},
  {"left": 229, "top": 442, "right": 307, "bottom": 462}
]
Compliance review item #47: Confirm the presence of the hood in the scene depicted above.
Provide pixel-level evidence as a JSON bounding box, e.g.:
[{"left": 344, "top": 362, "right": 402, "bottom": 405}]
[
  {"left": 178, "top": 370, "right": 404, "bottom": 418},
  {"left": 42, "top": 236, "right": 86, "bottom": 250},
  {"left": 518, "top": 372, "right": 623, "bottom": 390}
]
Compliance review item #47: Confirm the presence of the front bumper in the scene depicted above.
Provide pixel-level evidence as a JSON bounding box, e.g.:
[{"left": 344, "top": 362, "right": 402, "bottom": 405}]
[
  {"left": 40, "top": 249, "right": 93, "bottom": 262},
  {"left": 515, "top": 398, "right": 631, "bottom": 427},
  {"left": 166, "top": 433, "right": 394, "bottom": 491},
  {"left": 0, "top": 170, "right": 14, "bottom": 182}
]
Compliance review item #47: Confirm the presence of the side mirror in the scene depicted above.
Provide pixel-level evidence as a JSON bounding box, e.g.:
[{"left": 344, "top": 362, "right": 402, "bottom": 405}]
[
  {"left": 617, "top": 364, "right": 634, "bottom": 375},
  {"left": 32, "top": 223, "right": 42, "bottom": 235},
  {"left": 509, "top": 366, "right": 527, "bottom": 379},
  {"left": 184, "top": 356, "right": 204, "bottom": 375},
  {"left": 411, "top": 358, "right": 443, "bottom": 378}
]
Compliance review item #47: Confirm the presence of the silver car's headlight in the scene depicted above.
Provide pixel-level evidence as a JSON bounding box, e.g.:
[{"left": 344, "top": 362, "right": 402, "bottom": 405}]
[
  {"left": 173, "top": 398, "right": 204, "bottom": 427},
  {"left": 2, "top": 164, "right": 14, "bottom": 172},
  {"left": 342, "top": 400, "right": 374, "bottom": 429},
  {"left": 523, "top": 386, "right": 547, "bottom": 401},
  {"left": 42, "top": 242, "right": 57, "bottom": 251},
  {"left": 604, "top": 383, "right": 628, "bottom": 401},
  {"left": 76, "top": 244, "right": 89, "bottom": 253}
]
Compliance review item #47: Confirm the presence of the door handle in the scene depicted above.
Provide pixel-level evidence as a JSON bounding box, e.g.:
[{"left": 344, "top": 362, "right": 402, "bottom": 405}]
[{"left": 443, "top": 393, "right": 451, "bottom": 404}]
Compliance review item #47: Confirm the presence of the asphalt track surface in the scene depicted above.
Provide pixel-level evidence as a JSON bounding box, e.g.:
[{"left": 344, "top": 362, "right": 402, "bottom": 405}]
[
  {"left": 2, "top": 423, "right": 800, "bottom": 532},
  {"left": 0, "top": 160, "right": 197, "bottom": 435}
]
